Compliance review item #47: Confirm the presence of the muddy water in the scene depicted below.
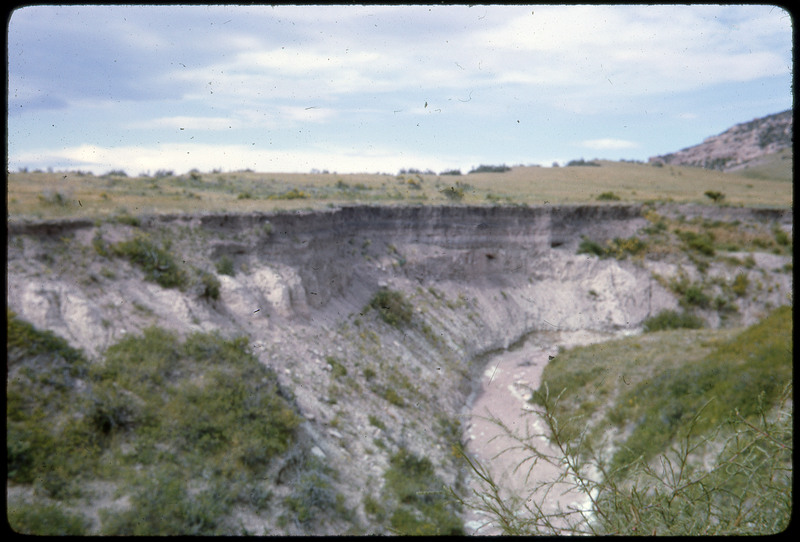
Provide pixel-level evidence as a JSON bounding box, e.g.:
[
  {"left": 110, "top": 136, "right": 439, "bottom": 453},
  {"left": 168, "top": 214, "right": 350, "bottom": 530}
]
[{"left": 462, "top": 330, "right": 622, "bottom": 535}]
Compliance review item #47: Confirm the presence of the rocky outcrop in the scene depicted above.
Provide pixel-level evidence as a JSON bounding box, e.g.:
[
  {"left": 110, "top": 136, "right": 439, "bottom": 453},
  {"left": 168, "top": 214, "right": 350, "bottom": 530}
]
[{"left": 649, "top": 109, "right": 792, "bottom": 171}]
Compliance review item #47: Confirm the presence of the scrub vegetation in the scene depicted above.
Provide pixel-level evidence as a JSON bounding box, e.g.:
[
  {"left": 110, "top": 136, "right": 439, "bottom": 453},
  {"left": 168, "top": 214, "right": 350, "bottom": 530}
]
[{"left": 7, "top": 312, "right": 302, "bottom": 535}]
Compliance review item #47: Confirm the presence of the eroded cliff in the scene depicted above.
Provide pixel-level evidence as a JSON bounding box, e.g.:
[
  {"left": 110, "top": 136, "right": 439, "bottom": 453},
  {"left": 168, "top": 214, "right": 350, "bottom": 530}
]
[{"left": 6, "top": 202, "right": 792, "bottom": 534}]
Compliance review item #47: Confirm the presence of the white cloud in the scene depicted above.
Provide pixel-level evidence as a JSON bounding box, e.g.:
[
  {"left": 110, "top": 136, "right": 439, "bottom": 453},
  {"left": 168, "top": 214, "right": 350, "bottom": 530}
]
[
  {"left": 469, "top": 4, "right": 791, "bottom": 99},
  {"left": 129, "top": 116, "right": 240, "bottom": 131},
  {"left": 11, "top": 142, "right": 468, "bottom": 176}
]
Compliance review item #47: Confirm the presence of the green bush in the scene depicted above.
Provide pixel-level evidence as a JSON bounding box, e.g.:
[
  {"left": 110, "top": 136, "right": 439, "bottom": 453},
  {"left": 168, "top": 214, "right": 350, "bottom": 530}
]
[
  {"left": 7, "top": 316, "right": 303, "bottom": 535},
  {"left": 677, "top": 230, "right": 715, "bottom": 256},
  {"left": 731, "top": 272, "right": 749, "bottom": 297},
  {"left": 7, "top": 309, "right": 85, "bottom": 366},
  {"left": 597, "top": 191, "right": 621, "bottom": 201},
  {"left": 577, "top": 237, "right": 606, "bottom": 257},
  {"left": 383, "top": 448, "right": 463, "bottom": 535},
  {"left": 367, "top": 289, "right": 413, "bottom": 327},
  {"left": 440, "top": 185, "right": 464, "bottom": 201},
  {"left": 577, "top": 236, "right": 646, "bottom": 259},
  {"left": 9, "top": 503, "right": 90, "bottom": 535},
  {"left": 215, "top": 255, "right": 236, "bottom": 276},
  {"left": 682, "top": 283, "right": 711, "bottom": 309},
  {"left": 607, "top": 236, "right": 647, "bottom": 259},
  {"left": 468, "top": 164, "right": 510, "bottom": 173},
  {"left": 197, "top": 270, "right": 221, "bottom": 300},
  {"left": 100, "top": 466, "right": 231, "bottom": 535},
  {"left": 284, "top": 470, "right": 339, "bottom": 524},
  {"left": 566, "top": 158, "right": 600, "bottom": 167},
  {"left": 642, "top": 310, "right": 705, "bottom": 332},
  {"left": 773, "top": 228, "right": 790, "bottom": 246},
  {"left": 111, "top": 232, "right": 188, "bottom": 289}
]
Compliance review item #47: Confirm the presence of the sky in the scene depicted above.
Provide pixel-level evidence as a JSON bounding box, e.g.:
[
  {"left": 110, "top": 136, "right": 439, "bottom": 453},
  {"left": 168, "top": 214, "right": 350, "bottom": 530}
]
[{"left": 6, "top": 4, "right": 794, "bottom": 176}]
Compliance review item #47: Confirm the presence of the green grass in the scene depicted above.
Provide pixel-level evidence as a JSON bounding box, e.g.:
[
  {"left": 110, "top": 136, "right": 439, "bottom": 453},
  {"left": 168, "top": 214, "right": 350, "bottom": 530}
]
[
  {"left": 609, "top": 305, "right": 792, "bottom": 470},
  {"left": 382, "top": 448, "right": 463, "bottom": 535},
  {"left": 642, "top": 309, "right": 705, "bottom": 332},
  {"left": 7, "top": 315, "right": 303, "bottom": 535},
  {"left": 8, "top": 502, "right": 90, "bottom": 535},
  {"left": 99, "top": 465, "right": 232, "bottom": 535},
  {"left": 533, "top": 305, "right": 792, "bottom": 473}
]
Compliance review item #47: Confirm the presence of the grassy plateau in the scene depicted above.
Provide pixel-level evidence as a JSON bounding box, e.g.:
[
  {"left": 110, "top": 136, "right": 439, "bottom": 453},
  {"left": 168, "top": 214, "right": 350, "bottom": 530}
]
[{"left": 7, "top": 155, "right": 793, "bottom": 221}]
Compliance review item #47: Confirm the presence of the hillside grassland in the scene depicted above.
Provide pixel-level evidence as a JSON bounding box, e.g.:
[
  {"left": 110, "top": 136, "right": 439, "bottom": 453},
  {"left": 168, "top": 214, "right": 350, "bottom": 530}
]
[{"left": 7, "top": 155, "right": 792, "bottom": 221}]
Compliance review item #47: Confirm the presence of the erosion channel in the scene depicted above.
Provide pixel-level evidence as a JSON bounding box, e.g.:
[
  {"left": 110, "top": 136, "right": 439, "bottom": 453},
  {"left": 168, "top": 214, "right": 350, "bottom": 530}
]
[{"left": 6, "top": 203, "right": 792, "bottom": 535}]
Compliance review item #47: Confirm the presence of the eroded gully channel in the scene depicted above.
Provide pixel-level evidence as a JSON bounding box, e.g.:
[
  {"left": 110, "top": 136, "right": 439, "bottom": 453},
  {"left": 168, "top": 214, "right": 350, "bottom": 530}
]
[
  {"left": 461, "top": 329, "right": 627, "bottom": 535},
  {"left": 8, "top": 203, "right": 792, "bottom": 535}
]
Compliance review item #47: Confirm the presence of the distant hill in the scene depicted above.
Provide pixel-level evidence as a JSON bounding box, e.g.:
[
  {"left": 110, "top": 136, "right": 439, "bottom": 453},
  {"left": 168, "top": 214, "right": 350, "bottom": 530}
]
[{"left": 649, "top": 109, "right": 793, "bottom": 172}]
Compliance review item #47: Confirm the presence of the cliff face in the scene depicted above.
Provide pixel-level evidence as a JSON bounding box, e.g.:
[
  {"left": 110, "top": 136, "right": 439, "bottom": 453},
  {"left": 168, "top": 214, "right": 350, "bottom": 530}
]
[
  {"left": 649, "top": 109, "right": 793, "bottom": 171},
  {"left": 5, "top": 203, "right": 792, "bottom": 534}
]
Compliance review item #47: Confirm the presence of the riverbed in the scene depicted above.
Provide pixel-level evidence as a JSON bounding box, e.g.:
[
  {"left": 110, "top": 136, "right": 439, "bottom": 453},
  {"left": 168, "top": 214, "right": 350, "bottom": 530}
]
[{"left": 462, "top": 330, "right": 625, "bottom": 535}]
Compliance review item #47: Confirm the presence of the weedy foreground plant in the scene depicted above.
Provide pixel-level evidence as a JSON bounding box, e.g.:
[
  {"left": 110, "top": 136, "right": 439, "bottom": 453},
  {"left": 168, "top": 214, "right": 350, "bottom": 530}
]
[{"left": 452, "top": 306, "right": 792, "bottom": 536}]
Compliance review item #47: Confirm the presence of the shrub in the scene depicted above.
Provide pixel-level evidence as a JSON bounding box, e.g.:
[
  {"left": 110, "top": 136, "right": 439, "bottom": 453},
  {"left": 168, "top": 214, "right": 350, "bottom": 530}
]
[
  {"left": 676, "top": 229, "right": 715, "bottom": 256},
  {"left": 597, "top": 191, "right": 621, "bottom": 201},
  {"left": 383, "top": 448, "right": 463, "bottom": 535},
  {"left": 197, "top": 270, "right": 221, "bottom": 300},
  {"left": 100, "top": 466, "right": 231, "bottom": 535},
  {"left": 642, "top": 310, "right": 705, "bottom": 332},
  {"left": 37, "top": 190, "right": 71, "bottom": 207},
  {"left": 9, "top": 503, "right": 90, "bottom": 535},
  {"left": 325, "top": 356, "right": 348, "bottom": 378},
  {"left": 367, "top": 289, "right": 413, "bottom": 327},
  {"left": 284, "top": 469, "right": 339, "bottom": 525},
  {"left": 468, "top": 164, "right": 511, "bottom": 173},
  {"left": 682, "top": 284, "right": 711, "bottom": 309},
  {"left": 577, "top": 237, "right": 606, "bottom": 257},
  {"left": 96, "top": 327, "right": 301, "bottom": 472},
  {"left": 268, "top": 188, "right": 308, "bottom": 200},
  {"left": 566, "top": 158, "right": 600, "bottom": 167},
  {"left": 440, "top": 185, "right": 465, "bottom": 201},
  {"left": 731, "top": 272, "right": 749, "bottom": 297},
  {"left": 111, "top": 233, "right": 188, "bottom": 289},
  {"left": 215, "top": 255, "right": 235, "bottom": 276},
  {"left": 607, "top": 236, "right": 647, "bottom": 259},
  {"left": 773, "top": 226, "right": 790, "bottom": 247},
  {"left": 7, "top": 309, "right": 85, "bottom": 366},
  {"left": 704, "top": 190, "right": 725, "bottom": 203}
]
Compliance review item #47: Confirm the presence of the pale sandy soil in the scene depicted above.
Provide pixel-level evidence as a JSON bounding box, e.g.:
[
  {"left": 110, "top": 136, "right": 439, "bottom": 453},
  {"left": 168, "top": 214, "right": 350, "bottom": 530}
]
[{"left": 463, "top": 330, "right": 623, "bottom": 535}]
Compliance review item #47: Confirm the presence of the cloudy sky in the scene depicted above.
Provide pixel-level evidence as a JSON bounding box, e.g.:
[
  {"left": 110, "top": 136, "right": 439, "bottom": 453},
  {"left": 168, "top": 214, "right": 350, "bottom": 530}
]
[{"left": 7, "top": 4, "right": 793, "bottom": 175}]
